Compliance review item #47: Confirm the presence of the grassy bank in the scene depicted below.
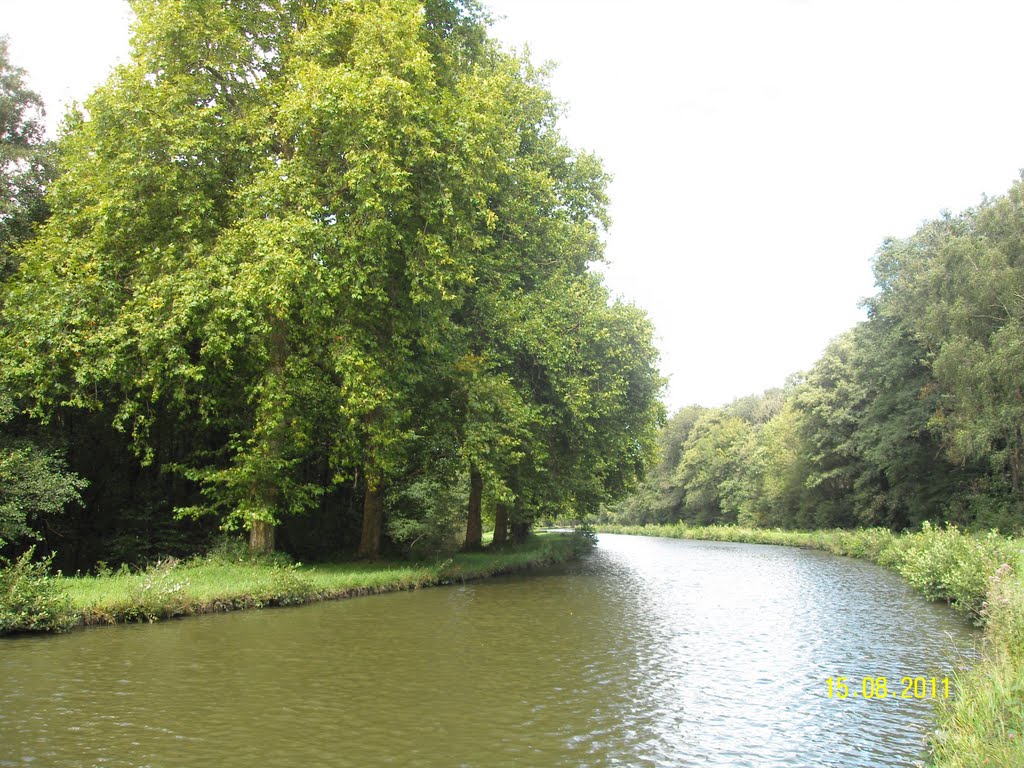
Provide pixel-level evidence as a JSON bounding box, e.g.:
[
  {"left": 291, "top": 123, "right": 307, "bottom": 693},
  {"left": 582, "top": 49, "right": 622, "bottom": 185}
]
[
  {"left": 1, "top": 531, "right": 591, "bottom": 633},
  {"left": 597, "top": 522, "right": 1023, "bottom": 768}
]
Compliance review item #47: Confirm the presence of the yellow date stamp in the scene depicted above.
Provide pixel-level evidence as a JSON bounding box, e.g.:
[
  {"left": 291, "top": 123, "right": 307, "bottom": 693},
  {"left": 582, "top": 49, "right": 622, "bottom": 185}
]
[{"left": 826, "top": 676, "right": 951, "bottom": 700}]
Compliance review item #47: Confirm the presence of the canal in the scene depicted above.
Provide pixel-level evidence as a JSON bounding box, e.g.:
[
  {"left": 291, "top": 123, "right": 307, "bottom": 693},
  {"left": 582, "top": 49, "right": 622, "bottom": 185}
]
[{"left": 0, "top": 533, "right": 977, "bottom": 767}]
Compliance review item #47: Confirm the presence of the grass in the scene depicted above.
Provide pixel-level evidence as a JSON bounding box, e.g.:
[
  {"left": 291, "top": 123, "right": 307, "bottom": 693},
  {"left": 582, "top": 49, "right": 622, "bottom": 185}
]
[
  {"left": 2, "top": 531, "right": 591, "bottom": 631},
  {"left": 597, "top": 521, "right": 1024, "bottom": 767}
]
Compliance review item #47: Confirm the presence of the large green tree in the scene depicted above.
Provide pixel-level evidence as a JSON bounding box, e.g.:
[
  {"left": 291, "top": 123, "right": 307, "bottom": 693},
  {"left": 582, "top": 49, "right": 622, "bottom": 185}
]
[
  {"left": 2, "top": 0, "right": 665, "bottom": 560},
  {"left": 0, "top": 38, "right": 86, "bottom": 551},
  {"left": 872, "top": 181, "right": 1024, "bottom": 526},
  {"left": 1, "top": 0, "right": 490, "bottom": 553},
  {"left": 0, "top": 36, "right": 52, "bottom": 278}
]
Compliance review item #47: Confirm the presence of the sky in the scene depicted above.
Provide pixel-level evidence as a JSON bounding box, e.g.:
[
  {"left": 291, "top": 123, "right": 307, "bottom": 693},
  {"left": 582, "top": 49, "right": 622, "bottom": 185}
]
[{"left": 3, "top": 0, "right": 1024, "bottom": 413}]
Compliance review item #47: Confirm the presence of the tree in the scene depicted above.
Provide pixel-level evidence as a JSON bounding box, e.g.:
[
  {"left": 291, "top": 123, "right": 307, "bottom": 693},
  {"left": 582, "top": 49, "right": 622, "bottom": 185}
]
[
  {"left": 0, "top": 392, "right": 86, "bottom": 549},
  {"left": 500, "top": 272, "right": 663, "bottom": 526},
  {"left": 0, "top": 36, "right": 51, "bottom": 278},
  {"left": 0, "top": 38, "right": 86, "bottom": 552},
  {"left": 790, "top": 332, "right": 870, "bottom": 528},
  {"left": 843, "top": 317, "right": 956, "bottom": 528},
  {"left": 871, "top": 180, "right": 1024, "bottom": 527},
  {"left": 732, "top": 401, "right": 809, "bottom": 528},
  {"left": 1, "top": 0, "right": 490, "bottom": 553},
  {"left": 1, "top": 1, "right": 666, "bottom": 561},
  {"left": 673, "top": 410, "right": 751, "bottom": 525},
  {"left": 390, "top": 40, "right": 662, "bottom": 546}
]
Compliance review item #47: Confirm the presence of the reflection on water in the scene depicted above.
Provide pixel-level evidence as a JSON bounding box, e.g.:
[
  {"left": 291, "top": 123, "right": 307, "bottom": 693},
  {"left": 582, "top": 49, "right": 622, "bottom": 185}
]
[{"left": 0, "top": 533, "right": 977, "bottom": 767}]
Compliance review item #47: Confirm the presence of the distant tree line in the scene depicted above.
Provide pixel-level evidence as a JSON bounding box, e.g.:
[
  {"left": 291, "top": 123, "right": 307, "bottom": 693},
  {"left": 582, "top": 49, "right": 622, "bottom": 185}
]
[
  {"left": 606, "top": 176, "right": 1024, "bottom": 533},
  {"left": 0, "top": 0, "right": 663, "bottom": 570}
]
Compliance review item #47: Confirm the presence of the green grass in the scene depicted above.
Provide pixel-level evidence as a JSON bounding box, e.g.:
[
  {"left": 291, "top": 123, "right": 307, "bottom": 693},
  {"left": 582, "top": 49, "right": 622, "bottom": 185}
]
[
  {"left": 597, "top": 522, "right": 1024, "bottom": 767},
  {"left": 31, "top": 531, "right": 590, "bottom": 628}
]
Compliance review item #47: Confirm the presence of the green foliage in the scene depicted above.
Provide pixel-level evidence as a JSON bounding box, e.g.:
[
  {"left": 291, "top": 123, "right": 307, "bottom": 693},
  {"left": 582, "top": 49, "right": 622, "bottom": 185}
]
[
  {"left": 880, "top": 522, "right": 1015, "bottom": 620},
  {"left": 0, "top": 36, "right": 52, "bottom": 277},
  {"left": 675, "top": 412, "right": 752, "bottom": 524},
  {"left": 927, "top": 552, "right": 1024, "bottom": 768},
  {"left": 603, "top": 389, "right": 796, "bottom": 529},
  {"left": 818, "top": 526, "right": 896, "bottom": 560},
  {"left": 0, "top": 1, "right": 663, "bottom": 562},
  {"left": 735, "top": 402, "right": 808, "bottom": 527},
  {"left": 872, "top": 178, "right": 1024, "bottom": 511},
  {"left": 0, "top": 546, "right": 75, "bottom": 634},
  {"left": 982, "top": 561, "right": 1024, "bottom": 660},
  {"left": 201, "top": 535, "right": 294, "bottom": 568},
  {"left": 264, "top": 561, "right": 319, "bottom": 606},
  {"left": 386, "top": 475, "right": 467, "bottom": 556},
  {"left": 122, "top": 557, "right": 191, "bottom": 622},
  {"left": 568, "top": 523, "right": 598, "bottom": 552},
  {"left": 612, "top": 175, "right": 1024, "bottom": 538},
  {"left": 0, "top": 432, "right": 87, "bottom": 547},
  {"left": 0, "top": 40, "right": 87, "bottom": 552},
  {"left": 928, "top": 654, "right": 1024, "bottom": 768}
]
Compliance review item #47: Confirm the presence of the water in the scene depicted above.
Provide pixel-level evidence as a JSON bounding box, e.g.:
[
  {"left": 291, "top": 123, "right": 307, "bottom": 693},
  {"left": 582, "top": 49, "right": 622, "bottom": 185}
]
[{"left": 0, "top": 534, "right": 977, "bottom": 767}]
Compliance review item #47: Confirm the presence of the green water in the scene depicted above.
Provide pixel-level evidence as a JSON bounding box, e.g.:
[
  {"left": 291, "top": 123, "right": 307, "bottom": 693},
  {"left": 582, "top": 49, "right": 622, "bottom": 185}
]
[{"left": 0, "top": 534, "right": 977, "bottom": 767}]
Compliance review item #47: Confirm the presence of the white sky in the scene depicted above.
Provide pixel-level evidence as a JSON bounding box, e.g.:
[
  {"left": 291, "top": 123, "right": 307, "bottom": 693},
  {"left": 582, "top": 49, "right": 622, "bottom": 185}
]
[{"left": 3, "top": 0, "right": 1024, "bottom": 412}]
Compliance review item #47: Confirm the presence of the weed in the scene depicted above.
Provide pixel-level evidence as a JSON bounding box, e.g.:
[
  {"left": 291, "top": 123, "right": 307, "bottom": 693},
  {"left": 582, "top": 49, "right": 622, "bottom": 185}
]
[{"left": 0, "top": 546, "right": 76, "bottom": 634}]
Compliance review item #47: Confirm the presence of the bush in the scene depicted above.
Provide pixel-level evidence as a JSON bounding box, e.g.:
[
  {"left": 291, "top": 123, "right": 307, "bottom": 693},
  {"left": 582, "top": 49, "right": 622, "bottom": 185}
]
[
  {"left": 981, "top": 561, "right": 1024, "bottom": 659},
  {"left": 0, "top": 546, "right": 76, "bottom": 634},
  {"left": 202, "top": 535, "right": 294, "bottom": 567},
  {"left": 266, "top": 563, "right": 318, "bottom": 606},
  {"left": 874, "top": 522, "right": 1013, "bottom": 621},
  {"left": 558, "top": 525, "right": 598, "bottom": 558},
  {"left": 0, "top": 438, "right": 86, "bottom": 548},
  {"left": 386, "top": 477, "right": 466, "bottom": 557},
  {"left": 832, "top": 527, "right": 896, "bottom": 560},
  {"left": 123, "top": 557, "right": 191, "bottom": 622}
]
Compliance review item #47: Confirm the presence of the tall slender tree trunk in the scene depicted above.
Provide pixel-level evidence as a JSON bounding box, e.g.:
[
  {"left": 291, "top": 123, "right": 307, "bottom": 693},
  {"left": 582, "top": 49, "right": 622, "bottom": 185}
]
[
  {"left": 464, "top": 465, "right": 483, "bottom": 550},
  {"left": 507, "top": 464, "right": 527, "bottom": 544},
  {"left": 492, "top": 502, "right": 508, "bottom": 547},
  {"left": 247, "top": 317, "right": 287, "bottom": 553},
  {"left": 358, "top": 480, "right": 384, "bottom": 559},
  {"left": 510, "top": 521, "right": 530, "bottom": 543},
  {"left": 249, "top": 520, "right": 275, "bottom": 553},
  {"left": 1011, "top": 427, "right": 1023, "bottom": 495}
]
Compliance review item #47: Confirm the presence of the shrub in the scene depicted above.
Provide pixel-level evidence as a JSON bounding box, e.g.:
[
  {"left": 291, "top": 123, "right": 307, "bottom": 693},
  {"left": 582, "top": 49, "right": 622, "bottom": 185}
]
[
  {"left": 124, "top": 557, "right": 191, "bottom": 622},
  {"left": 881, "top": 523, "right": 1015, "bottom": 621},
  {"left": 202, "top": 535, "right": 293, "bottom": 567},
  {"left": 0, "top": 438, "right": 86, "bottom": 549},
  {"left": 0, "top": 546, "right": 76, "bottom": 634},
  {"left": 385, "top": 477, "right": 466, "bottom": 557},
  {"left": 833, "top": 527, "right": 895, "bottom": 561},
  {"left": 266, "top": 563, "right": 318, "bottom": 606},
  {"left": 572, "top": 524, "right": 598, "bottom": 549},
  {"left": 981, "top": 561, "right": 1024, "bottom": 659}
]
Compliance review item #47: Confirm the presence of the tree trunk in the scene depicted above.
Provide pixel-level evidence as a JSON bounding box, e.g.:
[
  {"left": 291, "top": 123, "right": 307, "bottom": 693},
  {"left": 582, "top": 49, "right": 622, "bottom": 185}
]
[
  {"left": 507, "top": 465, "right": 528, "bottom": 544},
  {"left": 1011, "top": 426, "right": 1022, "bottom": 495},
  {"left": 510, "top": 521, "right": 530, "bottom": 543},
  {"left": 249, "top": 519, "right": 275, "bottom": 553},
  {"left": 247, "top": 316, "right": 287, "bottom": 554},
  {"left": 492, "top": 502, "right": 508, "bottom": 547},
  {"left": 358, "top": 481, "right": 384, "bottom": 559},
  {"left": 464, "top": 465, "right": 483, "bottom": 550}
]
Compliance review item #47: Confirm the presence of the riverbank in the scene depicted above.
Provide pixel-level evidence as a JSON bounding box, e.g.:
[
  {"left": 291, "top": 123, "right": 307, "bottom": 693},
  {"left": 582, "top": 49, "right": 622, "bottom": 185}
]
[
  {"left": 596, "top": 522, "right": 1023, "bottom": 768},
  {"left": 1, "top": 531, "right": 591, "bottom": 634}
]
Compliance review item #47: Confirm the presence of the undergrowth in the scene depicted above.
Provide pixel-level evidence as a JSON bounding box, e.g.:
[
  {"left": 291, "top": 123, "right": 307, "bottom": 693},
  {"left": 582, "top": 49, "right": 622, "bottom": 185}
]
[{"left": 0, "top": 546, "right": 76, "bottom": 635}]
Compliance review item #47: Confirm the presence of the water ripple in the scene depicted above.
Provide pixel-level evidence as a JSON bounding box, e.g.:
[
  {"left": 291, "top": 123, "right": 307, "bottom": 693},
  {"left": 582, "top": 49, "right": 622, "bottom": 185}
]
[{"left": 0, "top": 534, "right": 977, "bottom": 767}]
